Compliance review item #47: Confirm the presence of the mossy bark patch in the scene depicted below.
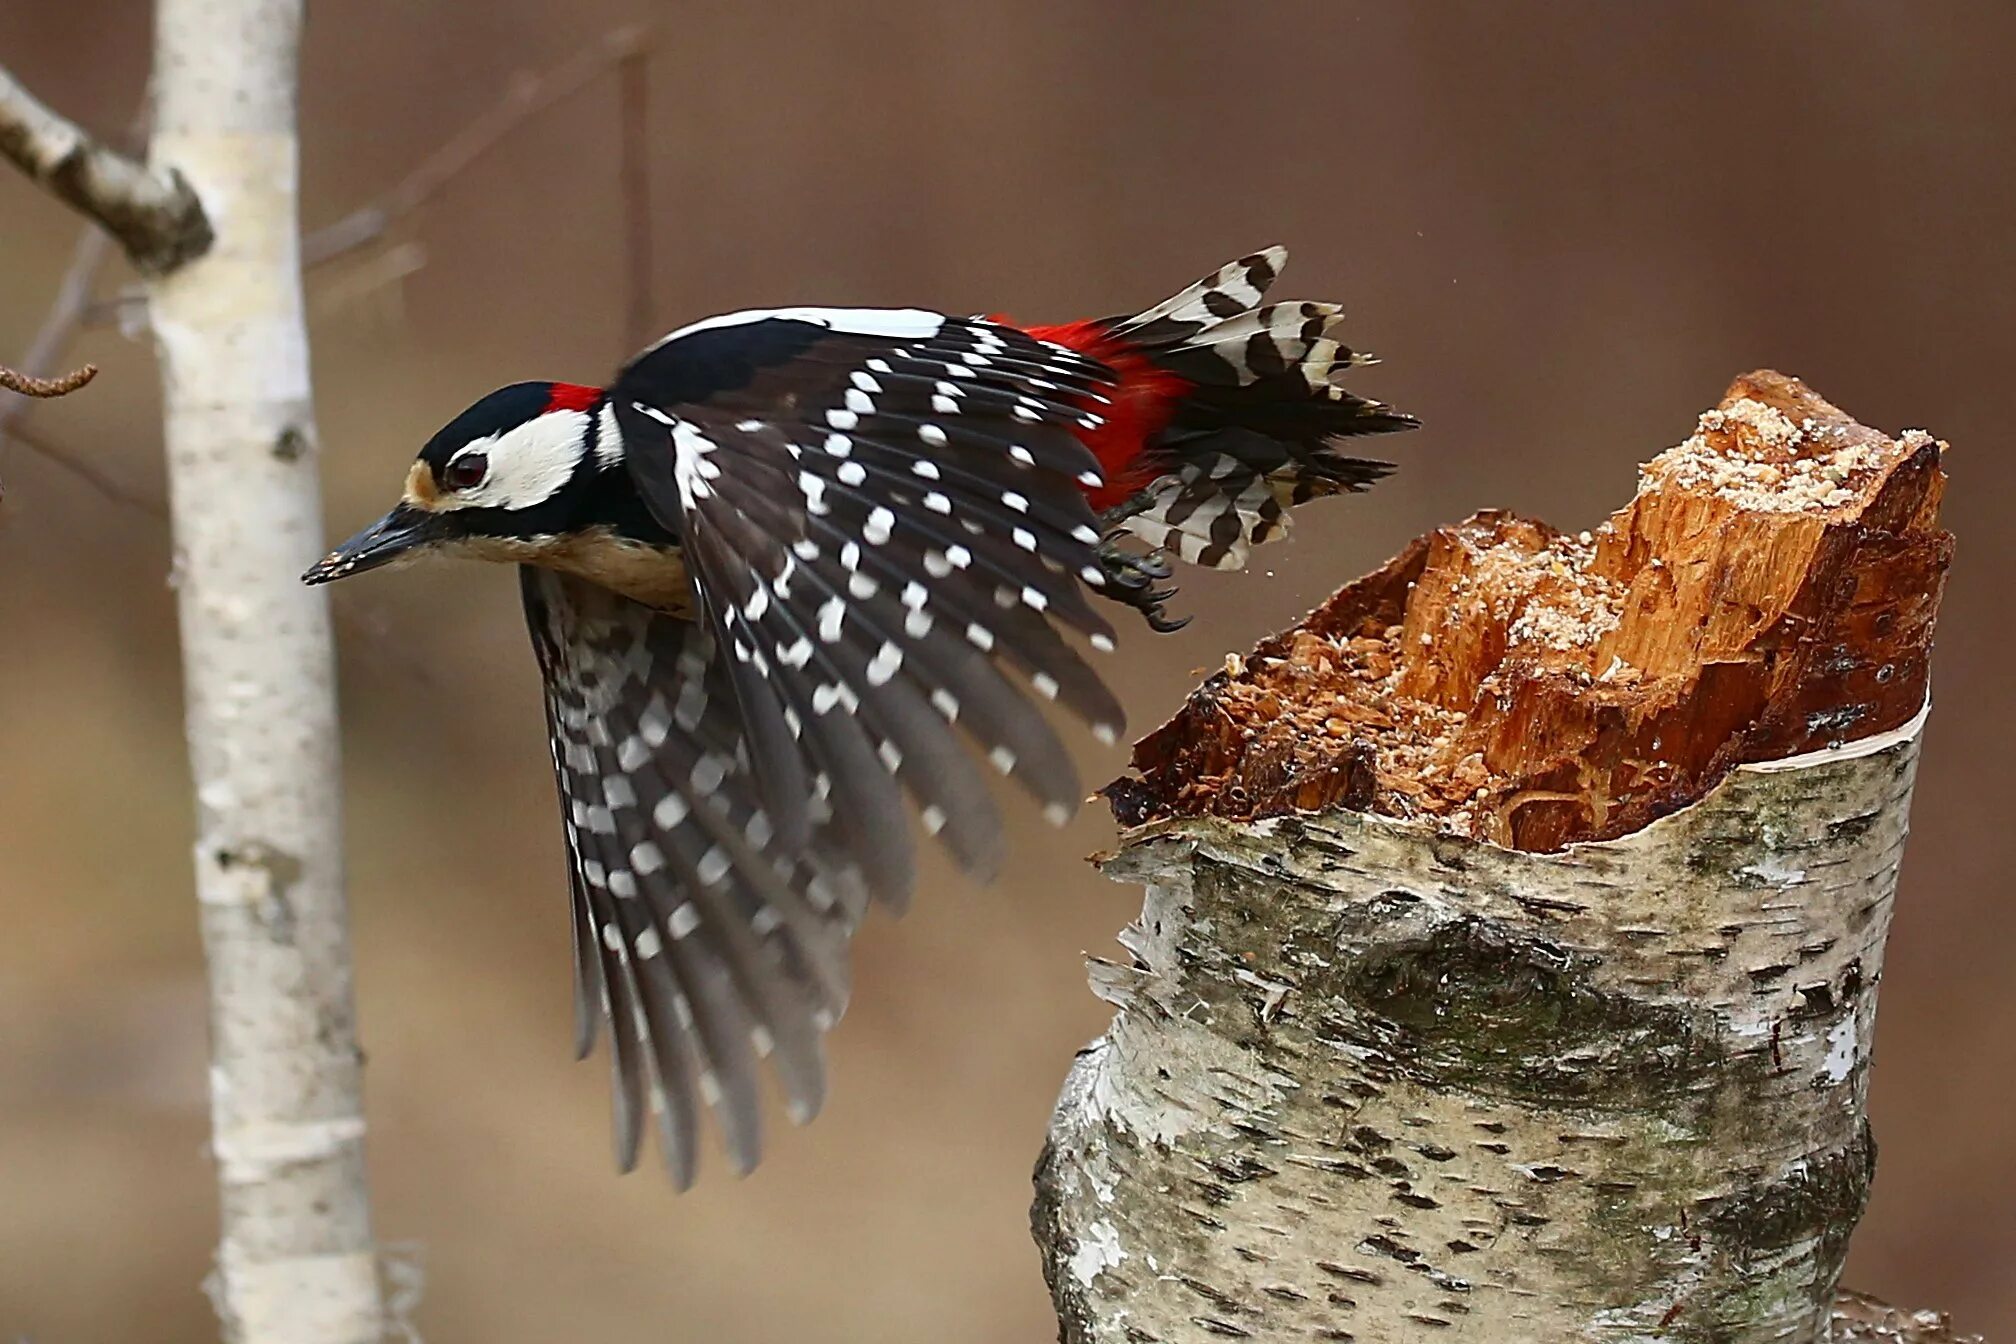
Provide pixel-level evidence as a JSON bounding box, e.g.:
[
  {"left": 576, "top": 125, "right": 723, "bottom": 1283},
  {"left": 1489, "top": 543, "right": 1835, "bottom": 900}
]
[{"left": 1328, "top": 916, "right": 1729, "bottom": 1106}]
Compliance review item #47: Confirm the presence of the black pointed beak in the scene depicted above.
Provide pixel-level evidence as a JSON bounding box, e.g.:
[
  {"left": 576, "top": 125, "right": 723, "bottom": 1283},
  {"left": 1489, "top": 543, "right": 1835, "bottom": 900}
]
[{"left": 302, "top": 505, "right": 449, "bottom": 584}]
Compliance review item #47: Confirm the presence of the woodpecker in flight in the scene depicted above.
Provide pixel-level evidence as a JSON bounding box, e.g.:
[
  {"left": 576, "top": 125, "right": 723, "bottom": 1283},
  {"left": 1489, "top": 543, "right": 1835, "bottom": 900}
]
[{"left": 304, "top": 248, "right": 1414, "bottom": 1185}]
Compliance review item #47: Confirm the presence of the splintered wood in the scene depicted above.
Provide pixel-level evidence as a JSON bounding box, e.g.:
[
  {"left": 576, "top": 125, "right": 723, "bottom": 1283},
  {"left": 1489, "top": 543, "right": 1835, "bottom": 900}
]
[{"left": 1111, "top": 372, "right": 1952, "bottom": 851}]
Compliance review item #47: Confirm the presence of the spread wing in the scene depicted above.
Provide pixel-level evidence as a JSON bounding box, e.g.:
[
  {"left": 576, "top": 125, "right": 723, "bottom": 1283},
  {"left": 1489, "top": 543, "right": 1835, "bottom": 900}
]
[
  {"left": 523, "top": 567, "right": 868, "bottom": 1187},
  {"left": 609, "top": 308, "right": 1128, "bottom": 912}
]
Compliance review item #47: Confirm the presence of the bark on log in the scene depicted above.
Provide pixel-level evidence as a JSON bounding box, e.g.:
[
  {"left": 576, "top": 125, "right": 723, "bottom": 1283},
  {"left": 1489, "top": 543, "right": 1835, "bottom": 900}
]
[{"left": 1036, "top": 374, "right": 1959, "bottom": 1343}]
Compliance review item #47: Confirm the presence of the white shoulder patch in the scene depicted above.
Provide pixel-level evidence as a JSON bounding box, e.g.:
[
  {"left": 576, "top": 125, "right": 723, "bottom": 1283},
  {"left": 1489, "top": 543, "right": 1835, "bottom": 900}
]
[
  {"left": 651, "top": 306, "right": 948, "bottom": 349},
  {"left": 593, "top": 401, "right": 625, "bottom": 469}
]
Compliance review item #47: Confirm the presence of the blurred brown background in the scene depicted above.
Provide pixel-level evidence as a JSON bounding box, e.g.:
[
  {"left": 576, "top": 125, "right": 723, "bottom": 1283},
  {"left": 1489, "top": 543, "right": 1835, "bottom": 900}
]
[{"left": 3, "top": 2, "right": 2012, "bottom": 1339}]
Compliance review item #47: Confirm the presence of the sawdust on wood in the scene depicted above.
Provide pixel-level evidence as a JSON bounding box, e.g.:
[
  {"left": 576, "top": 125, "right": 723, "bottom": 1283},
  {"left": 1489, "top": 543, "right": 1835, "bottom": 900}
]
[{"left": 1108, "top": 371, "right": 1952, "bottom": 851}]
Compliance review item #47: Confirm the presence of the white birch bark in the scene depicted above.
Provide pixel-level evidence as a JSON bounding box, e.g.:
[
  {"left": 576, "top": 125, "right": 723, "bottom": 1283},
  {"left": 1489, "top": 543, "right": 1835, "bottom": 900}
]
[
  {"left": 147, "top": 1, "right": 384, "bottom": 1339},
  {"left": 1036, "top": 705, "right": 1928, "bottom": 1344}
]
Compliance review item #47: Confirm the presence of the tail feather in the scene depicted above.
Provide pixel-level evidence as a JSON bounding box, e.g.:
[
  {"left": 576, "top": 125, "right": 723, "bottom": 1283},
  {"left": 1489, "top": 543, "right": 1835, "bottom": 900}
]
[
  {"left": 1099, "top": 247, "right": 1416, "bottom": 573},
  {"left": 1118, "top": 454, "right": 1287, "bottom": 571},
  {"left": 1105, "top": 247, "right": 1286, "bottom": 347},
  {"left": 1153, "top": 302, "right": 1373, "bottom": 387},
  {"left": 1115, "top": 435, "right": 1395, "bottom": 571}
]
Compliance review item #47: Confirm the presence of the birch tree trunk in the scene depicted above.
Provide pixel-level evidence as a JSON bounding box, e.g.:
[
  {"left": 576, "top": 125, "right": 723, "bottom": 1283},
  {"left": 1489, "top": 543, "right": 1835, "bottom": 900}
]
[
  {"left": 1037, "top": 375, "right": 1960, "bottom": 1343},
  {"left": 148, "top": 2, "right": 383, "bottom": 1339}
]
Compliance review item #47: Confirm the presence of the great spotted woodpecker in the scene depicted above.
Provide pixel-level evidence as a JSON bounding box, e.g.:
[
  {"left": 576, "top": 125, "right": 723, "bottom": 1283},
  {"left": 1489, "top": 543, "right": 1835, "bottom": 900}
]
[{"left": 304, "top": 248, "right": 1414, "bottom": 1184}]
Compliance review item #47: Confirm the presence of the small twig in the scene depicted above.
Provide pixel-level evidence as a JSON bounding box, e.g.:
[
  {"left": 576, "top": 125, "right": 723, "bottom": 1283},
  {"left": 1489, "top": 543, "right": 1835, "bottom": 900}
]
[
  {"left": 0, "top": 64, "right": 210, "bottom": 273},
  {"left": 0, "top": 362, "right": 96, "bottom": 398},
  {"left": 619, "top": 46, "right": 655, "bottom": 350},
  {"left": 0, "top": 226, "right": 113, "bottom": 436},
  {"left": 1, "top": 419, "right": 151, "bottom": 514},
  {"left": 0, "top": 107, "right": 140, "bottom": 421},
  {"left": 0, "top": 111, "right": 142, "bottom": 506}
]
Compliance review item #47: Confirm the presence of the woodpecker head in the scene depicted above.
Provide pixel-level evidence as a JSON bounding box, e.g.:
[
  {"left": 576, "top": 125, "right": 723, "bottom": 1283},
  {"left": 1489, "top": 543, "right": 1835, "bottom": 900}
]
[{"left": 304, "top": 381, "right": 654, "bottom": 585}]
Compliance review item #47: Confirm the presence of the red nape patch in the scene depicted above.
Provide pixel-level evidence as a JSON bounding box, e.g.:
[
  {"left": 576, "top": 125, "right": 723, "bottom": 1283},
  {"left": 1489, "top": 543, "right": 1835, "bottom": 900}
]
[
  {"left": 544, "top": 381, "right": 603, "bottom": 414},
  {"left": 1014, "top": 317, "right": 1194, "bottom": 512}
]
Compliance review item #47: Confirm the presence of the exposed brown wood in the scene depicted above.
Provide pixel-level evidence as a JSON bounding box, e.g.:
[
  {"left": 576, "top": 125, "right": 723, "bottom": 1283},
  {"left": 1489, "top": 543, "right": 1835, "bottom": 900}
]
[
  {"left": 1109, "top": 371, "right": 1952, "bottom": 851},
  {"left": 1831, "top": 1291, "right": 1983, "bottom": 1343}
]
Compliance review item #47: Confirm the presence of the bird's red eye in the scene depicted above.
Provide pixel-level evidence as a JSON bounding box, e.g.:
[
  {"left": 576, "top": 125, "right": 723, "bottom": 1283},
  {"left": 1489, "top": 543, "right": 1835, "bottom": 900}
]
[{"left": 445, "top": 451, "right": 488, "bottom": 490}]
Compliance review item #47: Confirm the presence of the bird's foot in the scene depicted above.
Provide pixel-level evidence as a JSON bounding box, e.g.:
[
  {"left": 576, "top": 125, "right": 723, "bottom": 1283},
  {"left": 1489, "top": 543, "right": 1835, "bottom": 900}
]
[{"left": 1093, "top": 537, "right": 1190, "bottom": 633}]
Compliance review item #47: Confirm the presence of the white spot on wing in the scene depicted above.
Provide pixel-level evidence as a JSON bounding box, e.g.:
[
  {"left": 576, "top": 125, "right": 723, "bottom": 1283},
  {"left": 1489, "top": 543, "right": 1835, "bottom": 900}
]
[
  {"left": 668, "top": 421, "right": 718, "bottom": 510},
  {"left": 865, "top": 642, "right": 903, "bottom": 686}
]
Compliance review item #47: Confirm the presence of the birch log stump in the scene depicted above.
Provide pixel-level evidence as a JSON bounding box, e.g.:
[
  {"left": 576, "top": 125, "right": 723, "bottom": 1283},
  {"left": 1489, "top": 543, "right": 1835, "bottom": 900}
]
[{"left": 1037, "top": 374, "right": 1965, "bottom": 1343}]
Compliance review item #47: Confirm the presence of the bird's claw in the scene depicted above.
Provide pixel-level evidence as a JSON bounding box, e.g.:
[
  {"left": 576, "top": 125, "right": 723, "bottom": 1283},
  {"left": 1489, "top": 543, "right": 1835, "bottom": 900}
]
[
  {"left": 1093, "top": 537, "right": 1172, "bottom": 588},
  {"left": 1092, "top": 536, "right": 1190, "bottom": 632}
]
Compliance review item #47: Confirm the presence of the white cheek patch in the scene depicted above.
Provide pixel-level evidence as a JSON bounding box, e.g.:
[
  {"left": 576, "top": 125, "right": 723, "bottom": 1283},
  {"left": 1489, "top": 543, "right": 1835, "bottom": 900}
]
[{"left": 434, "top": 410, "right": 590, "bottom": 512}]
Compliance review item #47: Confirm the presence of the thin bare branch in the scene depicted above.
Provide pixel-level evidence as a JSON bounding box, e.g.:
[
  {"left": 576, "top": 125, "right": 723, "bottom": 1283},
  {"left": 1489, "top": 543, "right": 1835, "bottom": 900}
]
[
  {"left": 0, "top": 362, "right": 96, "bottom": 398},
  {"left": 619, "top": 47, "right": 655, "bottom": 350},
  {"left": 0, "top": 64, "right": 211, "bottom": 273},
  {"left": 302, "top": 23, "right": 653, "bottom": 270}
]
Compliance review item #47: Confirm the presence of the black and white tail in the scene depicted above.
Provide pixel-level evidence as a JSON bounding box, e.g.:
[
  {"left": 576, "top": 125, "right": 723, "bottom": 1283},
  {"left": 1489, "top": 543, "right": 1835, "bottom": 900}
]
[{"left": 1101, "top": 247, "right": 1416, "bottom": 572}]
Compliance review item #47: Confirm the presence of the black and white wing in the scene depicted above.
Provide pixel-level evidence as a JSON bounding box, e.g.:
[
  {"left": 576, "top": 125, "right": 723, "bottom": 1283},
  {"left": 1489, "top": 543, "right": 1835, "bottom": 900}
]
[
  {"left": 609, "top": 308, "right": 1128, "bottom": 914},
  {"left": 524, "top": 567, "right": 868, "bottom": 1187}
]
